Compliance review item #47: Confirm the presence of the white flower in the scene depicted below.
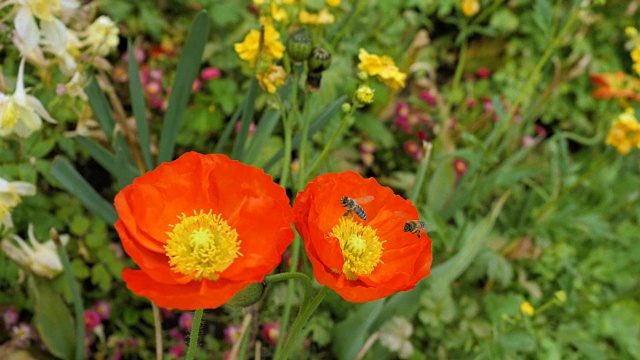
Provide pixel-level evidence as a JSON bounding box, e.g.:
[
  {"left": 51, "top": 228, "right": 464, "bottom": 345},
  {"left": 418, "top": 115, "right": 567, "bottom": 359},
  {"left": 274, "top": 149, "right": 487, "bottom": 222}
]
[
  {"left": 84, "top": 16, "right": 120, "bottom": 56},
  {"left": 10, "top": 0, "right": 79, "bottom": 54},
  {"left": 0, "top": 177, "right": 36, "bottom": 228},
  {"left": 379, "top": 317, "right": 414, "bottom": 359},
  {"left": 0, "top": 57, "right": 57, "bottom": 138},
  {"left": 1, "top": 224, "right": 69, "bottom": 279}
]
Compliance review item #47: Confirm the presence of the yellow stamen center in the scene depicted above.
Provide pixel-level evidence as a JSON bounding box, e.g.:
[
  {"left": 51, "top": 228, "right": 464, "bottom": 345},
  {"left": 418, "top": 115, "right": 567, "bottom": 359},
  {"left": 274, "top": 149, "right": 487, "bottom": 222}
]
[
  {"left": 164, "top": 210, "right": 242, "bottom": 281},
  {"left": 329, "top": 218, "right": 384, "bottom": 281},
  {"left": 2, "top": 101, "right": 18, "bottom": 130}
]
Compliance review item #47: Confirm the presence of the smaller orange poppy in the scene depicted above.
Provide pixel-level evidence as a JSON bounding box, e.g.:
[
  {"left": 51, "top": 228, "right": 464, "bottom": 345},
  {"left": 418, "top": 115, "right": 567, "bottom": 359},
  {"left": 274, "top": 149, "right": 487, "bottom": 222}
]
[
  {"left": 114, "top": 152, "right": 294, "bottom": 310},
  {"left": 293, "top": 171, "right": 432, "bottom": 302},
  {"left": 590, "top": 72, "right": 640, "bottom": 101}
]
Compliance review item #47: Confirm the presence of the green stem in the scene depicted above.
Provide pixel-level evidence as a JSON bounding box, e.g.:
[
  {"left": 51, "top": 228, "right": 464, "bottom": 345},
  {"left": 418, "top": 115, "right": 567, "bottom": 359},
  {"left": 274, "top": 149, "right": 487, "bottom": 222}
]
[
  {"left": 152, "top": 304, "right": 163, "bottom": 360},
  {"left": 278, "top": 96, "right": 293, "bottom": 188},
  {"left": 408, "top": 142, "right": 433, "bottom": 203},
  {"left": 330, "top": 2, "right": 367, "bottom": 49},
  {"left": 275, "top": 287, "right": 330, "bottom": 360},
  {"left": 56, "top": 238, "right": 84, "bottom": 360},
  {"left": 185, "top": 309, "right": 204, "bottom": 360},
  {"left": 265, "top": 269, "right": 313, "bottom": 301},
  {"left": 296, "top": 92, "right": 313, "bottom": 192},
  {"left": 305, "top": 108, "right": 355, "bottom": 179}
]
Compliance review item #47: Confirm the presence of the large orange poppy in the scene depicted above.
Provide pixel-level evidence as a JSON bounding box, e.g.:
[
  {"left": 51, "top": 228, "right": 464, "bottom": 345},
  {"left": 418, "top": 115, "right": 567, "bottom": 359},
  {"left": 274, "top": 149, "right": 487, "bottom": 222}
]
[
  {"left": 293, "top": 171, "right": 432, "bottom": 302},
  {"left": 114, "top": 152, "right": 294, "bottom": 310}
]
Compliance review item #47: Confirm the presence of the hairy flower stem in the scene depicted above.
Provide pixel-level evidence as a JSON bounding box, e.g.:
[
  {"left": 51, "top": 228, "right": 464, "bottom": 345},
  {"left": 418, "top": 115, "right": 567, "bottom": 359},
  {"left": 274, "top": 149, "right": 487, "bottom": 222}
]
[
  {"left": 296, "top": 91, "right": 313, "bottom": 192},
  {"left": 275, "top": 287, "right": 330, "bottom": 360},
  {"left": 305, "top": 107, "right": 356, "bottom": 179},
  {"left": 185, "top": 309, "right": 204, "bottom": 360},
  {"left": 277, "top": 95, "right": 293, "bottom": 189},
  {"left": 152, "top": 304, "right": 162, "bottom": 360}
]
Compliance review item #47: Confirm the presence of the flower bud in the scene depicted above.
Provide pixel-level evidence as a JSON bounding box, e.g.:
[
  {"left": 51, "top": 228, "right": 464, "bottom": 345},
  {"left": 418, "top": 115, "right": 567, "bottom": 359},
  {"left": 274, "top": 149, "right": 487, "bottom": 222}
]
[
  {"left": 287, "top": 28, "right": 313, "bottom": 63},
  {"left": 308, "top": 47, "right": 332, "bottom": 73},
  {"left": 224, "top": 282, "right": 265, "bottom": 308},
  {"left": 355, "top": 85, "right": 374, "bottom": 105}
]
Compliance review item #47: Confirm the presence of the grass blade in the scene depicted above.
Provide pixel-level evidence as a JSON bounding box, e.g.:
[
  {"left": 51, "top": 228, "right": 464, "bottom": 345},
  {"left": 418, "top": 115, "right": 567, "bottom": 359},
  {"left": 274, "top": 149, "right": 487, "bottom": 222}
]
[
  {"left": 76, "top": 136, "right": 115, "bottom": 175},
  {"left": 127, "top": 39, "right": 153, "bottom": 170},
  {"left": 85, "top": 77, "right": 115, "bottom": 142},
  {"left": 51, "top": 157, "right": 118, "bottom": 224},
  {"left": 230, "top": 79, "right": 259, "bottom": 160},
  {"left": 157, "top": 11, "right": 210, "bottom": 164}
]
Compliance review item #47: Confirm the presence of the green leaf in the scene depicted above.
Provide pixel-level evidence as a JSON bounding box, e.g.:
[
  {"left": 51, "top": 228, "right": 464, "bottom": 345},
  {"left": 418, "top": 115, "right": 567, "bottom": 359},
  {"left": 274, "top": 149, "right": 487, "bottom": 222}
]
[
  {"left": 230, "top": 79, "right": 259, "bottom": 160},
  {"left": 332, "top": 300, "right": 384, "bottom": 360},
  {"left": 127, "top": 39, "right": 153, "bottom": 171},
  {"left": 77, "top": 136, "right": 116, "bottom": 175},
  {"left": 29, "top": 276, "right": 75, "bottom": 360},
  {"left": 244, "top": 110, "right": 281, "bottom": 165},
  {"left": 91, "top": 263, "right": 113, "bottom": 293},
  {"left": 85, "top": 77, "right": 115, "bottom": 142},
  {"left": 50, "top": 157, "right": 118, "bottom": 225},
  {"left": 114, "top": 135, "right": 140, "bottom": 189},
  {"left": 157, "top": 11, "right": 210, "bottom": 164}
]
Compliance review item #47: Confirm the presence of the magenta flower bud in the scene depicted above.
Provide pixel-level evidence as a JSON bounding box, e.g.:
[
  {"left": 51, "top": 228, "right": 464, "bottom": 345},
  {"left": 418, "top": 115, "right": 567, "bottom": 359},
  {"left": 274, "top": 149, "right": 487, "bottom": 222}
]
[
  {"left": 201, "top": 67, "right": 221, "bottom": 81},
  {"left": 453, "top": 159, "right": 468, "bottom": 177},
  {"left": 145, "top": 81, "right": 162, "bottom": 96},
  {"left": 224, "top": 324, "right": 242, "bottom": 344},
  {"left": 84, "top": 310, "right": 102, "bottom": 331},
  {"left": 3, "top": 306, "right": 19, "bottom": 330},
  {"left": 178, "top": 312, "right": 194, "bottom": 332},
  {"left": 262, "top": 322, "right": 281, "bottom": 346},
  {"left": 168, "top": 343, "right": 186, "bottom": 358},
  {"left": 535, "top": 125, "right": 547, "bottom": 138},
  {"left": 149, "top": 69, "right": 163, "bottom": 81},
  {"left": 192, "top": 79, "right": 201, "bottom": 92},
  {"left": 234, "top": 121, "right": 256, "bottom": 135},
  {"left": 477, "top": 67, "right": 491, "bottom": 78},
  {"left": 482, "top": 97, "right": 494, "bottom": 112},
  {"left": 466, "top": 98, "right": 478, "bottom": 108},
  {"left": 403, "top": 140, "right": 422, "bottom": 161},
  {"left": 394, "top": 102, "right": 410, "bottom": 120},
  {"left": 93, "top": 300, "right": 111, "bottom": 320},
  {"left": 169, "top": 328, "right": 184, "bottom": 340}
]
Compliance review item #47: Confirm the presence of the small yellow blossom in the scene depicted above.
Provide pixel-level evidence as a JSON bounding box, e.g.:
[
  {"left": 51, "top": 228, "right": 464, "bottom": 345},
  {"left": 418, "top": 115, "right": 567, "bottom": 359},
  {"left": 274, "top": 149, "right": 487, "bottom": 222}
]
[
  {"left": 256, "top": 63, "right": 287, "bottom": 94},
  {"left": 326, "top": 0, "right": 341, "bottom": 7},
  {"left": 520, "top": 301, "right": 535, "bottom": 317},
  {"left": 299, "top": 9, "right": 335, "bottom": 25},
  {"left": 605, "top": 108, "right": 640, "bottom": 155},
  {"left": 461, "top": 0, "right": 480, "bottom": 17},
  {"left": 270, "top": 3, "right": 288, "bottom": 22},
  {"left": 234, "top": 24, "right": 285, "bottom": 68},
  {"left": 357, "top": 49, "right": 407, "bottom": 90},
  {"left": 84, "top": 15, "right": 120, "bottom": 56},
  {"left": 253, "top": 0, "right": 265, "bottom": 5},
  {"left": 625, "top": 26, "right": 638, "bottom": 38},
  {"left": 355, "top": 85, "right": 374, "bottom": 105}
]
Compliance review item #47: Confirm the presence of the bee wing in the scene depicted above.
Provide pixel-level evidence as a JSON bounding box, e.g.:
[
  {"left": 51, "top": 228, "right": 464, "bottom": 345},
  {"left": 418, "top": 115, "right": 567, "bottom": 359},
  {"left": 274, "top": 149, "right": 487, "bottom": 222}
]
[{"left": 354, "top": 195, "right": 374, "bottom": 204}]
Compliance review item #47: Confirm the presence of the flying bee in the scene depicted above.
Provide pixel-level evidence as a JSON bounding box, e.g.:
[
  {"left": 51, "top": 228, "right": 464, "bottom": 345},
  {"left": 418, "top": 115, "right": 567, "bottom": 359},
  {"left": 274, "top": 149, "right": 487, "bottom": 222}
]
[
  {"left": 403, "top": 220, "right": 426, "bottom": 239},
  {"left": 340, "top": 195, "right": 373, "bottom": 221}
]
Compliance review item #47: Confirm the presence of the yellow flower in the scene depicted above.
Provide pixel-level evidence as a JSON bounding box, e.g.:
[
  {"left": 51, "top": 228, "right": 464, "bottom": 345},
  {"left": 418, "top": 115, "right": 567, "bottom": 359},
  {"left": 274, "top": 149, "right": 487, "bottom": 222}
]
[
  {"left": 355, "top": 85, "right": 374, "bottom": 105},
  {"left": 256, "top": 64, "right": 287, "bottom": 94},
  {"left": 605, "top": 108, "right": 640, "bottom": 155},
  {"left": 0, "top": 177, "right": 36, "bottom": 228},
  {"left": 461, "top": 0, "right": 480, "bottom": 17},
  {"left": 84, "top": 15, "right": 120, "bottom": 56},
  {"left": 234, "top": 24, "right": 285, "bottom": 68},
  {"left": 326, "top": 0, "right": 340, "bottom": 7},
  {"left": 520, "top": 301, "right": 535, "bottom": 317},
  {"left": 299, "top": 9, "right": 335, "bottom": 25},
  {"left": 270, "top": 3, "right": 288, "bottom": 22},
  {"left": 357, "top": 49, "right": 407, "bottom": 90}
]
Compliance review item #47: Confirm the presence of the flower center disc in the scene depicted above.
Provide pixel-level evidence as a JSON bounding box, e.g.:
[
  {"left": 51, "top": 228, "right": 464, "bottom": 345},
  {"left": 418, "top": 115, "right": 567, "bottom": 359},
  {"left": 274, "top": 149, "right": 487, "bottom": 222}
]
[
  {"left": 164, "top": 210, "right": 242, "bottom": 280},
  {"left": 329, "top": 218, "right": 384, "bottom": 281}
]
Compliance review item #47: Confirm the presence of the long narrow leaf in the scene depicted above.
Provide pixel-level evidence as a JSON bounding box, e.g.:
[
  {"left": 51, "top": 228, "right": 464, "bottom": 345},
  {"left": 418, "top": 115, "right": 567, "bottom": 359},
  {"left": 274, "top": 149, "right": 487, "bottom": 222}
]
[
  {"left": 85, "top": 77, "right": 115, "bottom": 141},
  {"left": 114, "top": 135, "right": 140, "bottom": 189},
  {"left": 230, "top": 79, "right": 259, "bottom": 160},
  {"left": 157, "top": 11, "right": 210, "bottom": 164},
  {"left": 263, "top": 96, "right": 347, "bottom": 171},
  {"left": 244, "top": 110, "right": 281, "bottom": 165},
  {"left": 77, "top": 136, "right": 115, "bottom": 175},
  {"left": 127, "top": 39, "right": 153, "bottom": 170},
  {"left": 51, "top": 157, "right": 118, "bottom": 224},
  {"left": 213, "top": 103, "right": 243, "bottom": 154}
]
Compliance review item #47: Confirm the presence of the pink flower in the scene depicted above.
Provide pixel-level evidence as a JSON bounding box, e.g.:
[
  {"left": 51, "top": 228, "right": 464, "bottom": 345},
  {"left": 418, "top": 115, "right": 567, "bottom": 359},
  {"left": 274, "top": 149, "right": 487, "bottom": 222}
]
[
  {"left": 3, "top": 306, "right": 18, "bottom": 330},
  {"left": 93, "top": 300, "right": 111, "bottom": 320},
  {"left": 178, "top": 312, "right": 194, "bottom": 332},
  {"left": 262, "top": 322, "right": 280, "bottom": 346},
  {"left": 482, "top": 97, "right": 494, "bottom": 112},
  {"left": 224, "top": 324, "right": 242, "bottom": 344},
  {"left": 84, "top": 310, "right": 101, "bottom": 331},
  {"left": 11, "top": 322, "right": 32, "bottom": 347},
  {"left": 404, "top": 140, "right": 422, "bottom": 161},
  {"left": 359, "top": 139, "right": 377, "bottom": 154},
  {"left": 201, "top": 67, "right": 221, "bottom": 81},
  {"left": 453, "top": 159, "right": 468, "bottom": 177},
  {"left": 168, "top": 343, "right": 186, "bottom": 358},
  {"left": 395, "top": 102, "right": 410, "bottom": 119},
  {"left": 466, "top": 98, "right": 478, "bottom": 108},
  {"left": 419, "top": 91, "right": 437, "bottom": 106},
  {"left": 234, "top": 121, "right": 257, "bottom": 135},
  {"left": 477, "top": 67, "right": 491, "bottom": 78},
  {"left": 192, "top": 79, "right": 201, "bottom": 92},
  {"left": 169, "top": 328, "right": 184, "bottom": 341}
]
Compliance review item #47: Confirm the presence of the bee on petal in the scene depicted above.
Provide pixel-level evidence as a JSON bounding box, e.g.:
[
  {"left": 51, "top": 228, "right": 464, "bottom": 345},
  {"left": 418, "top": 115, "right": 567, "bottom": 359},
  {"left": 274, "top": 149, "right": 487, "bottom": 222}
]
[
  {"left": 340, "top": 195, "right": 373, "bottom": 221},
  {"left": 403, "top": 220, "right": 426, "bottom": 239}
]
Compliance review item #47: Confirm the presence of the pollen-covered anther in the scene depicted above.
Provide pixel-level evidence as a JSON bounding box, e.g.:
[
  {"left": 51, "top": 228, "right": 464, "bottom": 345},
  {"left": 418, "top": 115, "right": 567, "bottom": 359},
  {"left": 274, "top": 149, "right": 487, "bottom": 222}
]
[
  {"left": 329, "top": 218, "right": 384, "bottom": 281},
  {"left": 164, "top": 210, "right": 242, "bottom": 281}
]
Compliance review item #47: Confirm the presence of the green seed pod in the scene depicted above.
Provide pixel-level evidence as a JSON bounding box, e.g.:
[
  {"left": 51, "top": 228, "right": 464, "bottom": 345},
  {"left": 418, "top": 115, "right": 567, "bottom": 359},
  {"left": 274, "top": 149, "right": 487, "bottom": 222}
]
[
  {"left": 225, "top": 282, "right": 265, "bottom": 308},
  {"left": 287, "top": 28, "right": 313, "bottom": 62},
  {"left": 308, "top": 47, "right": 332, "bottom": 73}
]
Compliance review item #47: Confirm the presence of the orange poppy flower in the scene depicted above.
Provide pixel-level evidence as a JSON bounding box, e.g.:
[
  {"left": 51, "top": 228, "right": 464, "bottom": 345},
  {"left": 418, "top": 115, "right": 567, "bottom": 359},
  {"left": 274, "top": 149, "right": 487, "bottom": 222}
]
[
  {"left": 114, "top": 152, "right": 294, "bottom": 310},
  {"left": 293, "top": 171, "right": 432, "bottom": 302}
]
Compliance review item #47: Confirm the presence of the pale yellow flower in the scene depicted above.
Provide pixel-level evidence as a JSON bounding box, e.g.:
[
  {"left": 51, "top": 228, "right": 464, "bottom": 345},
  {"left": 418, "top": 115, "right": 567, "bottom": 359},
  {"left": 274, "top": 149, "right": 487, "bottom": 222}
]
[
  {"left": 256, "top": 64, "right": 287, "bottom": 94},
  {"left": 0, "top": 58, "right": 56, "bottom": 138},
  {"left": 357, "top": 48, "right": 407, "bottom": 90},
  {"left": 0, "top": 177, "right": 36, "bottom": 228},
  {"left": 234, "top": 24, "right": 285, "bottom": 68},
  {"left": 379, "top": 317, "right": 414, "bottom": 359},
  {"left": 355, "top": 85, "right": 374, "bottom": 105},
  {"left": 84, "top": 15, "right": 120, "bottom": 56},
  {"left": 299, "top": 9, "right": 335, "bottom": 25},
  {"left": 605, "top": 108, "right": 640, "bottom": 155},
  {"left": 1, "top": 224, "right": 69, "bottom": 279},
  {"left": 9, "top": 0, "right": 78, "bottom": 53}
]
